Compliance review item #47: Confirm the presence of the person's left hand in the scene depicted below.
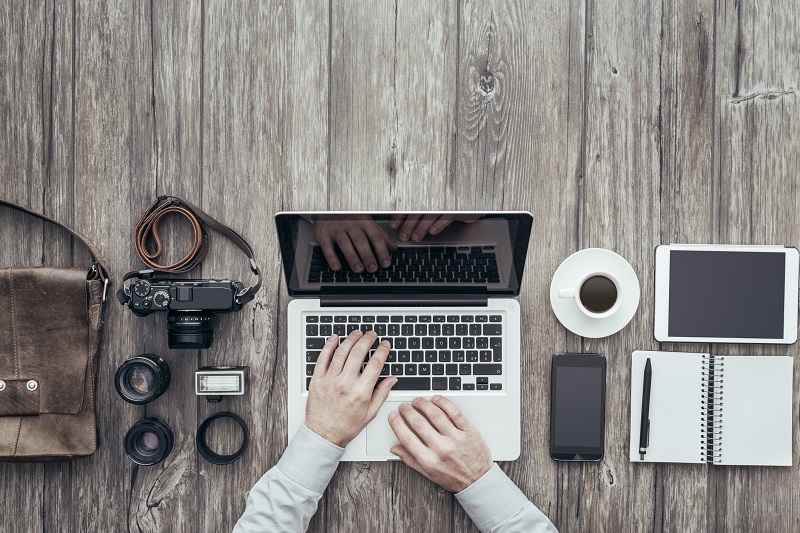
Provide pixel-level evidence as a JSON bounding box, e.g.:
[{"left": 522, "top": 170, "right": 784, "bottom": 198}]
[{"left": 305, "top": 331, "right": 397, "bottom": 447}]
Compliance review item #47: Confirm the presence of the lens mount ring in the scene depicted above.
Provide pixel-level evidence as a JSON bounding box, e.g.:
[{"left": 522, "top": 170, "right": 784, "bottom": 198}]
[{"left": 196, "top": 412, "right": 249, "bottom": 465}]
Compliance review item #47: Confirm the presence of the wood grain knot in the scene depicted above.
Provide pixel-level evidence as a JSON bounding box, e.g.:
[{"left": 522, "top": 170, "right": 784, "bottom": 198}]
[
  {"left": 601, "top": 463, "right": 617, "bottom": 487},
  {"left": 611, "top": 66, "right": 618, "bottom": 75},
  {"left": 479, "top": 69, "right": 495, "bottom": 94}
]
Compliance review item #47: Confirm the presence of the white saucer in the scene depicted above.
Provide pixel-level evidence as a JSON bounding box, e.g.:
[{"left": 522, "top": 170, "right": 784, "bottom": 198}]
[{"left": 550, "top": 248, "right": 640, "bottom": 338}]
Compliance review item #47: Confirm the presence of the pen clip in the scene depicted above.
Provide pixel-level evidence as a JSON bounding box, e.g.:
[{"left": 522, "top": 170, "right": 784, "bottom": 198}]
[{"left": 645, "top": 419, "right": 650, "bottom": 448}]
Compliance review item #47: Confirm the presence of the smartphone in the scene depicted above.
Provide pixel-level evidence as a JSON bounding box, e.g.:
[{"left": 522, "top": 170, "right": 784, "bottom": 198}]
[{"left": 550, "top": 353, "right": 606, "bottom": 461}]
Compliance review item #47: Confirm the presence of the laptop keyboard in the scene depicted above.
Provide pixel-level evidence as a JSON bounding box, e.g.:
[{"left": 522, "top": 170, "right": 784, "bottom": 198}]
[
  {"left": 304, "top": 313, "right": 504, "bottom": 392},
  {"left": 307, "top": 245, "right": 500, "bottom": 284}
]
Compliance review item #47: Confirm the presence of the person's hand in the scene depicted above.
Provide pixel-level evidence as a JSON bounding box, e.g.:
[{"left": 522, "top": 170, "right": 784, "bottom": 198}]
[
  {"left": 313, "top": 216, "right": 398, "bottom": 273},
  {"left": 388, "top": 396, "right": 493, "bottom": 492},
  {"left": 305, "top": 331, "right": 397, "bottom": 447},
  {"left": 389, "top": 214, "right": 481, "bottom": 242}
]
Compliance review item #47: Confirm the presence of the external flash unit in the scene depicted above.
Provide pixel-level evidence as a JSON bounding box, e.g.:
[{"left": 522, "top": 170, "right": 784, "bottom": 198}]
[{"left": 195, "top": 366, "right": 248, "bottom": 402}]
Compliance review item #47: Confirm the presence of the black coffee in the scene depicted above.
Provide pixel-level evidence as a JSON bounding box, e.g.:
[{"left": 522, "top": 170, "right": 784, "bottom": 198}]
[{"left": 579, "top": 275, "right": 618, "bottom": 313}]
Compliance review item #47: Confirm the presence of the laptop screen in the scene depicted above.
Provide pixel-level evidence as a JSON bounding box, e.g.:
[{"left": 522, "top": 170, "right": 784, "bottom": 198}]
[{"left": 275, "top": 212, "right": 533, "bottom": 297}]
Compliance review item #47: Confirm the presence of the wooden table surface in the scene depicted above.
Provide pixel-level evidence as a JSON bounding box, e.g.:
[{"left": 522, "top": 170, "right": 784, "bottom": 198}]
[{"left": 2, "top": 1, "right": 799, "bottom": 531}]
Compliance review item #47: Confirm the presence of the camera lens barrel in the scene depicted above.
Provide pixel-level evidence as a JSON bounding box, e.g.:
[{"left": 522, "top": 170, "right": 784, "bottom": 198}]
[
  {"left": 124, "top": 418, "right": 174, "bottom": 466},
  {"left": 115, "top": 354, "right": 171, "bottom": 404},
  {"left": 167, "top": 311, "right": 216, "bottom": 349}
]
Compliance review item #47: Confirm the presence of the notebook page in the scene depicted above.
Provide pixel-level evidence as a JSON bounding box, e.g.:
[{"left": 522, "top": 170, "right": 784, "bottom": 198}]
[
  {"left": 718, "top": 356, "right": 793, "bottom": 466},
  {"left": 629, "top": 351, "right": 705, "bottom": 464}
]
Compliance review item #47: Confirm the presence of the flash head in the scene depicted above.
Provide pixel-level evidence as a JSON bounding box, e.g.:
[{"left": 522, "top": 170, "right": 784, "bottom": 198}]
[{"left": 195, "top": 366, "right": 248, "bottom": 400}]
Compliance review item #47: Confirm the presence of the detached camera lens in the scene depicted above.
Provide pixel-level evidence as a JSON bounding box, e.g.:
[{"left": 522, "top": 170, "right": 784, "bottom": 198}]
[
  {"left": 115, "top": 354, "right": 171, "bottom": 404},
  {"left": 167, "top": 311, "right": 215, "bottom": 349},
  {"left": 124, "top": 418, "right": 174, "bottom": 466}
]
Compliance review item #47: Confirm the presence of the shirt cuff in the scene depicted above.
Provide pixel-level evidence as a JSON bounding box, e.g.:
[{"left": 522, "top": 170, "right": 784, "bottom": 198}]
[
  {"left": 455, "top": 464, "right": 532, "bottom": 532},
  {"left": 277, "top": 424, "right": 345, "bottom": 494}
]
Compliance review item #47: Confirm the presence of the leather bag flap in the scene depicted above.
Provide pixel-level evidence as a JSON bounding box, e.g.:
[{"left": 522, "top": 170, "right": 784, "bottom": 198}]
[{"left": 0, "top": 267, "right": 99, "bottom": 415}]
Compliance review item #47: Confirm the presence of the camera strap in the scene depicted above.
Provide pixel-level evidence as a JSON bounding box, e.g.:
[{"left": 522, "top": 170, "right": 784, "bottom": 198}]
[{"left": 117, "top": 195, "right": 262, "bottom": 305}]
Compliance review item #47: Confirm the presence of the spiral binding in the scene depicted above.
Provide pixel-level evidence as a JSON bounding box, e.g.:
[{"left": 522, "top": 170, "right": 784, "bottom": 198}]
[{"left": 700, "top": 355, "right": 725, "bottom": 463}]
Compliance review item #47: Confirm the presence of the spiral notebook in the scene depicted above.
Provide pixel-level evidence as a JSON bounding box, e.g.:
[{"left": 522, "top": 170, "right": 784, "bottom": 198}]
[{"left": 629, "top": 350, "right": 793, "bottom": 466}]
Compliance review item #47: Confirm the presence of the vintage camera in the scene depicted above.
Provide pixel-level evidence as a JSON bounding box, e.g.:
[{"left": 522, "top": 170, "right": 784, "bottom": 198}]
[{"left": 124, "top": 277, "right": 247, "bottom": 349}]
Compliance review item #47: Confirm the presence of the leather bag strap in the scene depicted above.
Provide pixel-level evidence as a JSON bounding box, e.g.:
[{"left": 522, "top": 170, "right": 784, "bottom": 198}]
[{"left": 0, "top": 199, "right": 111, "bottom": 286}]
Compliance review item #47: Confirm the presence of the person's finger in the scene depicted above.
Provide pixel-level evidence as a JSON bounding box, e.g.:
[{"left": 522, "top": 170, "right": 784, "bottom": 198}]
[
  {"left": 328, "top": 330, "right": 364, "bottom": 375},
  {"left": 367, "top": 375, "right": 398, "bottom": 419},
  {"left": 399, "top": 214, "right": 423, "bottom": 242},
  {"left": 318, "top": 234, "right": 342, "bottom": 271},
  {"left": 410, "top": 214, "right": 441, "bottom": 241},
  {"left": 342, "top": 331, "right": 377, "bottom": 376},
  {"left": 390, "top": 444, "right": 428, "bottom": 476},
  {"left": 332, "top": 230, "right": 364, "bottom": 273},
  {"left": 411, "top": 397, "right": 460, "bottom": 437},
  {"left": 388, "top": 410, "right": 431, "bottom": 460},
  {"left": 431, "top": 395, "right": 472, "bottom": 431},
  {"left": 389, "top": 214, "right": 407, "bottom": 230},
  {"left": 311, "top": 335, "right": 339, "bottom": 379},
  {"left": 398, "top": 402, "right": 441, "bottom": 447},
  {"left": 361, "top": 339, "right": 391, "bottom": 384},
  {"left": 349, "top": 229, "right": 379, "bottom": 272},
  {"left": 363, "top": 224, "right": 393, "bottom": 268},
  {"left": 428, "top": 215, "right": 456, "bottom": 235}
]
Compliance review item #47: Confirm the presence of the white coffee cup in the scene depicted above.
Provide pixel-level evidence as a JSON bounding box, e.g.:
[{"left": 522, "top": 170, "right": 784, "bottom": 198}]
[{"left": 558, "top": 271, "right": 622, "bottom": 319}]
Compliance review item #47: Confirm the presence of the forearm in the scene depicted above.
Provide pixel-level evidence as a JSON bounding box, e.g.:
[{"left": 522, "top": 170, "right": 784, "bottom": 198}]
[
  {"left": 233, "top": 425, "right": 344, "bottom": 533},
  {"left": 455, "top": 464, "right": 558, "bottom": 533}
]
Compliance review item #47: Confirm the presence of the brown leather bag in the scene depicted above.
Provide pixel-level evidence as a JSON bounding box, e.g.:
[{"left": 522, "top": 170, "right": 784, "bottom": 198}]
[{"left": 0, "top": 200, "right": 110, "bottom": 461}]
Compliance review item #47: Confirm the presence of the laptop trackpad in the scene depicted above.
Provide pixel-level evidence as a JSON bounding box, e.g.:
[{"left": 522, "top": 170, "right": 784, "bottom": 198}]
[{"left": 366, "top": 401, "right": 403, "bottom": 456}]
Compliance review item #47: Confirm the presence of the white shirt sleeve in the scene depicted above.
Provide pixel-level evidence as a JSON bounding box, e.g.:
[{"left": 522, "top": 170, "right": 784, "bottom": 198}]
[
  {"left": 233, "top": 424, "right": 344, "bottom": 533},
  {"left": 455, "top": 464, "right": 558, "bottom": 533}
]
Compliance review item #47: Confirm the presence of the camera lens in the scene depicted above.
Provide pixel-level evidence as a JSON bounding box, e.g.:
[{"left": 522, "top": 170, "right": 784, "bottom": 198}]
[
  {"left": 167, "top": 311, "right": 216, "bottom": 349},
  {"left": 124, "top": 418, "right": 174, "bottom": 466},
  {"left": 115, "top": 354, "right": 171, "bottom": 404}
]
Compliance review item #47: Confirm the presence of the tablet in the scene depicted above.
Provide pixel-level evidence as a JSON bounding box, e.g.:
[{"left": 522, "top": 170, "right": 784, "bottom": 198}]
[{"left": 654, "top": 244, "right": 799, "bottom": 344}]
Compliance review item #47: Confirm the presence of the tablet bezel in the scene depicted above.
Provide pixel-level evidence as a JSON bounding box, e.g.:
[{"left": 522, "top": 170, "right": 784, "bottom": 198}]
[{"left": 654, "top": 244, "right": 799, "bottom": 344}]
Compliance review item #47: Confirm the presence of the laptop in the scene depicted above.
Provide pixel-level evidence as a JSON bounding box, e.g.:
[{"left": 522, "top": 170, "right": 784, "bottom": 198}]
[{"left": 276, "top": 212, "right": 533, "bottom": 461}]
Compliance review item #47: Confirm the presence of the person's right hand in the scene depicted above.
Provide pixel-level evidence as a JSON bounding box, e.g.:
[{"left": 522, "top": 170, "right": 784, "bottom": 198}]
[
  {"left": 313, "top": 216, "right": 397, "bottom": 273},
  {"left": 388, "top": 396, "right": 493, "bottom": 493}
]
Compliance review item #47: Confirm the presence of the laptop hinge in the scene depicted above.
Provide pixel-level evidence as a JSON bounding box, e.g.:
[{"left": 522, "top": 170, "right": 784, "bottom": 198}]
[{"left": 320, "top": 293, "right": 489, "bottom": 307}]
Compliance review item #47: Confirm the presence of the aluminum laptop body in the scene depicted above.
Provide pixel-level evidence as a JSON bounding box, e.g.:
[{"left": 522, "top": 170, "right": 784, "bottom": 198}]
[{"left": 276, "top": 212, "right": 533, "bottom": 461}]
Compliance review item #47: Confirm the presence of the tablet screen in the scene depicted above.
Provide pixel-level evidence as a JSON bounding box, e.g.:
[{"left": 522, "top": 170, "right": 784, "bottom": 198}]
[{"left": 668, "top": 251, "right": 785, "bottom": 339}]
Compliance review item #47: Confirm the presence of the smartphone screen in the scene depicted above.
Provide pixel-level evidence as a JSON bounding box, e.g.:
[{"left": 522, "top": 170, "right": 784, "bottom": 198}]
[{"left": 550, "top": 353, "right": 606, "bottom": 461}]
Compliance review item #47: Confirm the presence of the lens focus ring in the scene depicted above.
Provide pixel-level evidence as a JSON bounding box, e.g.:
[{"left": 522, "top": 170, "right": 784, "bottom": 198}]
[
  {"left": 124, "top": 418, "right": 174, "bottom": 466},
  {"left": 115, "top": 354, "right": 171, "bottom": 405}
]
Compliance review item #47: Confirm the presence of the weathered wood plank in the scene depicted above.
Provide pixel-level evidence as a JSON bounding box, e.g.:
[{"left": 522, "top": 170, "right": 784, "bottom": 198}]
[
  {"left": 124, "top": 1, "right": 203, "bottom": 531},
  {"left": 710, "top": 1, "right": 800, "bottom": 531},
  {"left": 455, "top": 0, "right": 583, "bottom": 531},
  {"left": 579, "top": 0, "right": 664, "bottom": 531},
  {"left": 326, "top": 1, "right": 458, "bottom": 531},
  {"left": 70, "top": 0, "right": 160, "bottom": 530},
  {"left": 0, "top": 3, "right": 50, "bottom": 532},
  {"left": 197, "top": 0, "right": 329, "bottom": 530},
  {"left": 656, "top": 0, "right": 717, "bottom": 530}
]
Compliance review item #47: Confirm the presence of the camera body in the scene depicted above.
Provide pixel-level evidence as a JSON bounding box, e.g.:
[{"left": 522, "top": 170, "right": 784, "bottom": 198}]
[{"left": 126, "top": 278, "right": 246, "bottom": 349}]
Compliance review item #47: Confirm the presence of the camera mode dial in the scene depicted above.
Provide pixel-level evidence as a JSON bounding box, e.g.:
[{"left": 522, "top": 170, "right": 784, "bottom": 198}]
[
  {"left": 133, "top": 280, "right": 152, "bottom": 298},
  {"left": 153, "top": 290, "right": 170, "bottom": 308}
]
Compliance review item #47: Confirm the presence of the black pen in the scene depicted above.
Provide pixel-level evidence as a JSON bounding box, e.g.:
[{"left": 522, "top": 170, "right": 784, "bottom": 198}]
[{"left": 639, "top": 358, "right": 652, "bottom": 460}]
